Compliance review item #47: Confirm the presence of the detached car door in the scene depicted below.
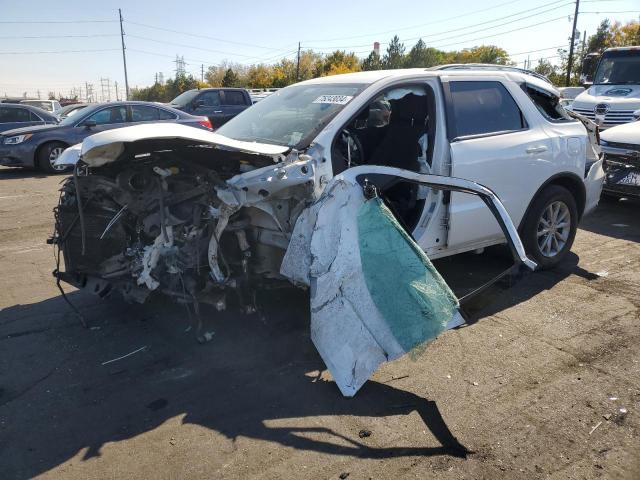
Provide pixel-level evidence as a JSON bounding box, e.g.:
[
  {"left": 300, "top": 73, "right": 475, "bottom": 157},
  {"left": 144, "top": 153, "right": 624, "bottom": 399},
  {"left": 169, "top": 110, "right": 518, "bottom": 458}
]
[
  {"left": 444, "top": 78, "right": 554, "bottom": 251},
  {"left": 281, "top": 165, "right": 536, "bottom": 397}
]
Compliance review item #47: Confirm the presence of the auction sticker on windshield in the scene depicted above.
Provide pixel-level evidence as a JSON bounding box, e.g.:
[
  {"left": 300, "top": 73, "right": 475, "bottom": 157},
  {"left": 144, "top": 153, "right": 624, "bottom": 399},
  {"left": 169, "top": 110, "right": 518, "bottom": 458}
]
[{"left": 313, "top": 95, "right": 354, "bottom": 105}]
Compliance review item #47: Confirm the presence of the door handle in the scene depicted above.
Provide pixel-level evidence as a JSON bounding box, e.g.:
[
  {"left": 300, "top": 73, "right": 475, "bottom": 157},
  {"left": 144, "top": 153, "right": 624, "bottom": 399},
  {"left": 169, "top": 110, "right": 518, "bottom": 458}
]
[
  {"left": 526, "top": 145, "right": 548, "bottom": 154},
  {"left": 213, "top": 110, "right": 223, "bottom": 113}
]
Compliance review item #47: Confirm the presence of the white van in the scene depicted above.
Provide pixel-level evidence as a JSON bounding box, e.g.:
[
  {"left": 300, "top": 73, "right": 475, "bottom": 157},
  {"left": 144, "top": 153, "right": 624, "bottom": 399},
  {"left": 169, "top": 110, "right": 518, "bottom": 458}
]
[{"left": 572, "top": 46, "right": 640, "bottom": 128}]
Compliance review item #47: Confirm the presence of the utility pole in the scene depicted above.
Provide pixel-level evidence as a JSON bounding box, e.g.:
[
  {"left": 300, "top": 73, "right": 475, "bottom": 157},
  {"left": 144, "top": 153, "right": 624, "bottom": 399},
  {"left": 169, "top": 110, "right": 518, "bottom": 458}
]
[
  {"left": 201, "top": 64, "right": 204, "bottom": 82},
  {"left": 100, "top": 77, "right": 111, "bottom": 102},
  {"left": 565, "top": 0, "right": 580, "bottom": 86},
  {"left": 119, "top": 8, "right": 130, "bottom": 100},
  {"left": 115, "top": 81, "right": 119, "bottom": 101},
  {"left": 296, "top": 42, "right": 301, "bottom": 81}
]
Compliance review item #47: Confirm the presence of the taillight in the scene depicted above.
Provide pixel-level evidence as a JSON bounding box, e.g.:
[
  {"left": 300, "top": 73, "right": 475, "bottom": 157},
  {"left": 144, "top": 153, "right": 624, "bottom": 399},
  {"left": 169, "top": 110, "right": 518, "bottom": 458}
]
[{"left": 198, "top": 118, "right": 213, "bottom": 130}]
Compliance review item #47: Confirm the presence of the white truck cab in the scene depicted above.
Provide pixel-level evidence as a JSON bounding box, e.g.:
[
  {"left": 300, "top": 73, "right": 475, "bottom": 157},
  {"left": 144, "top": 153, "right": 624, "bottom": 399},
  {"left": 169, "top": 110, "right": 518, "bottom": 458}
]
[{"left": 572, "top": 46, "right": 640, "bottom": 128}]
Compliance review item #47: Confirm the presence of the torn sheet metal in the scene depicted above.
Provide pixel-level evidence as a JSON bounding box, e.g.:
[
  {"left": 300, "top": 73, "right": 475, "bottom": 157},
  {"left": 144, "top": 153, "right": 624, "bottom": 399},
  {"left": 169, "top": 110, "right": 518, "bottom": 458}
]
[
  {"left": 282, "top": 166, "right": 536, "bottom": 397},
  {"left": 282, "top": 179, "right": 460, "bottom": 397}
]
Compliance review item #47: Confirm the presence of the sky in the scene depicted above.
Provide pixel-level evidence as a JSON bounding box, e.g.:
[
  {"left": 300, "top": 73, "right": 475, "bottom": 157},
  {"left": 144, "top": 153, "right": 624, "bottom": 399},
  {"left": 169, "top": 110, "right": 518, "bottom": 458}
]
[{"left": 0, "top": 0, "right": 638, "bottom": 98}]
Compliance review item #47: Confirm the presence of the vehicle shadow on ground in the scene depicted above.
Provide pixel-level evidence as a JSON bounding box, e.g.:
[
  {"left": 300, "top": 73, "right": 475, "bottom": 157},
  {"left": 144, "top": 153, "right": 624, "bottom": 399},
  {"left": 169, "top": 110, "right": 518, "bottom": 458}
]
[
  {"left": 0, "top": 288, "right": 469, "bottom": 479},
  {"left": 0, "top": 166, "right": 52, "bottom": 179},
  {"left": 579, "top": 196, "right": 640, "bottom": 242}
]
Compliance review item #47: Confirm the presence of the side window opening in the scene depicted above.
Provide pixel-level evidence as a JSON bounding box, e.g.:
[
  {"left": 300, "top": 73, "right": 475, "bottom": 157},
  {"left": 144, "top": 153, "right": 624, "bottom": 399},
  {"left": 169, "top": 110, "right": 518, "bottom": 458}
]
[
  {"left": 158, "top": 108, "right": 177, "bottom": 120},
  {"left": 332, "top": 84, "right": 437, "bottom": 231},
  {"left": 448, "top": 81, "right": 526, "bottom": 139},
  {"left": 131, "top": 105, "right": 160, "bottom": 122},
  {"left": 223, "top": 91, "right": 246, "bottom": 106},
  {"left": 199, "top": 91, "right": 221, "bottom": 107},
  {"left": 522, "top": 84, "right": 574, "bottom": 123}
]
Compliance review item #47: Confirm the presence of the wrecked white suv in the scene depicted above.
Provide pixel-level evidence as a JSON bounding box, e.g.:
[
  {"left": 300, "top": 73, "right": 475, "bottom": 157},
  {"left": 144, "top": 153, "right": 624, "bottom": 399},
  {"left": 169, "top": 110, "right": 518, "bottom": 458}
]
[{"left": 52, "top": 68, "right": 603, "bottom": 396}]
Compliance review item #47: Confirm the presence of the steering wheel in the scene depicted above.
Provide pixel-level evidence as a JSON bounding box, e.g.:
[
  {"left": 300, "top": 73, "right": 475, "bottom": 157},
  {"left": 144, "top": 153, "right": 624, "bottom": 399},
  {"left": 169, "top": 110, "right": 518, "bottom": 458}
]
[{"left": 337, "top": 129, "right": 364, "bottom": 168}]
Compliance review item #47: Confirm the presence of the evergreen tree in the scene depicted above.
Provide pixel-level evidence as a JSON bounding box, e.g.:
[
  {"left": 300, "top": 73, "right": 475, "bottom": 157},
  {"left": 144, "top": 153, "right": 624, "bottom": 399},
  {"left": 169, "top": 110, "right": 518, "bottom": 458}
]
[
  {"left": 222, "top": 68, "right": 239, "bottom": 87},
  {"left": 361, "top": 51, "right": 383, "bottom": 71},
  {"left": 383, "top": 36, "right": 406, "bottom": 69}
]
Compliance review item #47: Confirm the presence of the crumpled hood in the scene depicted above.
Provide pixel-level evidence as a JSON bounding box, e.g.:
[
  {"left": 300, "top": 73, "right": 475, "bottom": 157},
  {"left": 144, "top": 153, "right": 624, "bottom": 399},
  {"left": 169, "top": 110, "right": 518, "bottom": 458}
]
[
  {"left": 600, "top": 120, "right": 640, "bottom": 144},
  {"left": 55, "top": 123, "right": 290, "bottom": 168}
]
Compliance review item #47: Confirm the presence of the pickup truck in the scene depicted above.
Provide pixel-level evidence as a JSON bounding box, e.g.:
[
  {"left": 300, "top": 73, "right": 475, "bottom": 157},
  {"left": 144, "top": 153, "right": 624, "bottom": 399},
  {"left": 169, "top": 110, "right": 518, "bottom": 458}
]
[{"left": 168, "top": 87, "right": 252, "bottom": 128}]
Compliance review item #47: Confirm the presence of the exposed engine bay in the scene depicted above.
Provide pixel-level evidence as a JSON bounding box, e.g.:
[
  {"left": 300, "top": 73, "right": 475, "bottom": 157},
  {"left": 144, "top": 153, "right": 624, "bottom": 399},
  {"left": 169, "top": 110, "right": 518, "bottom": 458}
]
[{"left": 52, "top": 139, "right": 317, "bottom": 318}]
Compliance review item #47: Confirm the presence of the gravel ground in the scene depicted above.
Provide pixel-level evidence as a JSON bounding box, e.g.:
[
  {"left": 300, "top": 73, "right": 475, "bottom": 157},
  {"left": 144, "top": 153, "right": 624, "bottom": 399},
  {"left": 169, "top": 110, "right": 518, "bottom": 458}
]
[{"left": 0, "top": 167, "right": 638, "bottom": 480}]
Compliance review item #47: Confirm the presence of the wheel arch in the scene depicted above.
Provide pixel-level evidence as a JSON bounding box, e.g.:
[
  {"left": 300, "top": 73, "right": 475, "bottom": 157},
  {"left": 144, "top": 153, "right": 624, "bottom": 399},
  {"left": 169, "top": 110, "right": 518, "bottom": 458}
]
[
  {"left": 34, "top": 139, "right": 70, "bottom": 166},
  {"left": 518, "top": 172, "right": 586, "bottom": 231}
]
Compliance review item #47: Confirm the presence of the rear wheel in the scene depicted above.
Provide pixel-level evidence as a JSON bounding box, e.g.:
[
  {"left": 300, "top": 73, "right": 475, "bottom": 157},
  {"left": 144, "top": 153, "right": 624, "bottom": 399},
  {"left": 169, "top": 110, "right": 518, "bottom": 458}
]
[
  {"left": 521, "top": 185, "right": 578, "bottom": 269},
  {"left": 37, "top": 142, "right": 69, "bottom": 174}
]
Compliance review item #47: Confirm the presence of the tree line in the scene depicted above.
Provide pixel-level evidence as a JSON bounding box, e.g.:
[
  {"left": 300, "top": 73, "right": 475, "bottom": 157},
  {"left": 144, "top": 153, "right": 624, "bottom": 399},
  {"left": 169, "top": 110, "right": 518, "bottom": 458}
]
[{"left": 131, "top": 19, "right": 639, "bottom": 102}]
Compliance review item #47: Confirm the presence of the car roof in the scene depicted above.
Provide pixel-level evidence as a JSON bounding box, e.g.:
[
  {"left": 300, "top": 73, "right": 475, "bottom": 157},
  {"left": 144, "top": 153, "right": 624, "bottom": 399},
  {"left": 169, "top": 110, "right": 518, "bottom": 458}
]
[
  {"left": 299, "top": 67, "right": 558, "bottom": 95},
  {"left": 0, "top": 102, "right": 58, "bottom": 118}
]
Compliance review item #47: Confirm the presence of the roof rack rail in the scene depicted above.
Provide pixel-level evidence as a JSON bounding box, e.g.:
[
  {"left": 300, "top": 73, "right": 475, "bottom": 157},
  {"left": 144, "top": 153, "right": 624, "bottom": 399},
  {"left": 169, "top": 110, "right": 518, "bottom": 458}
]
[{"left": 429, "top": 64, "right": 552, "bottom": 84}]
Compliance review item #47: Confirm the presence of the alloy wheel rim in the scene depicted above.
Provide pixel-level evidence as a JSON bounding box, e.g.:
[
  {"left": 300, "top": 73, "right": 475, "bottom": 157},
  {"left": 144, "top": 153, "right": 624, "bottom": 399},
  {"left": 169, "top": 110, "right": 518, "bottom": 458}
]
[
  {"left": 48, "top": 147, "right": 66, "bottom": 171},
  {"left": 537, "top": 200, "right": 570, "bottom": 258}
]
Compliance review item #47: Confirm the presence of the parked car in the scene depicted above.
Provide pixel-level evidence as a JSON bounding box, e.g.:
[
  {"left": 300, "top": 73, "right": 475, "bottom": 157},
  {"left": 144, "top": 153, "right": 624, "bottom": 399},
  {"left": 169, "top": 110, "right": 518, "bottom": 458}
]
[
  {"left": 168, "top": 88, "right": 252, "bottom": 128},
  {"left": 0, "top": 103, "right": 59, "bottom": 132},
  {"left": 0, "top": 101, "right": 212, "bottom": 173},
  {"left": 55, "top": 103, "right": 89, "bottom": 120},
  {"left": 599, "top": 120, "right": 640, "bottom": 199},
  {"left": 20, "top": 99, "right": 62, "bottom": 113}
]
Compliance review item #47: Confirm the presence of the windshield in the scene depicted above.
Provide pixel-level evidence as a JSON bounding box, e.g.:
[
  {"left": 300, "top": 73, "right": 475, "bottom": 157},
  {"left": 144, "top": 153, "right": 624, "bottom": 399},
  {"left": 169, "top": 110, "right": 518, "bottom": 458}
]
[
  {"left": 63, "top": 105, "right": 86, "bottom": 118},
  {"left": 594, "top": 50, "right": 640, "bottom": 85},
  {"left": 169, "top": 90, "right": 199, "bottom": 107},
  {"left": 59, "top": 104, "right": 100, "bottom": 126},
  {"left": 216, "top": 83, "right": 366, "bottom": 148}
]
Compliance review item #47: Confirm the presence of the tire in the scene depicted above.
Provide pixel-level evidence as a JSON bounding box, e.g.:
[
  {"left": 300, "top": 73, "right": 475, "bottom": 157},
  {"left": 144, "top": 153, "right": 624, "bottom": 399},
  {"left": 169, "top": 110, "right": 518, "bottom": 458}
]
[
  {"left": 37, "top": 142, "right": 70, "bottom": 174},
  {"left": 521, "top": 185, "right": 578, "bottom": 270}
]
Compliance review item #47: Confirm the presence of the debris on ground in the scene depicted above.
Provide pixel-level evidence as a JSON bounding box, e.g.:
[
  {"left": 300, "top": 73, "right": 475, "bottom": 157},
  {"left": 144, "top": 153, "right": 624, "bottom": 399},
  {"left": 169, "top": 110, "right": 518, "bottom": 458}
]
[
  {"left": 339, "top": 473, "right": 350, "bottom": 479},
  {"left": 101, "top": 346, "right": 148, "bottom": 366},
  {"left": 358, "top": 429, "right": 372, "bottom": 438}
]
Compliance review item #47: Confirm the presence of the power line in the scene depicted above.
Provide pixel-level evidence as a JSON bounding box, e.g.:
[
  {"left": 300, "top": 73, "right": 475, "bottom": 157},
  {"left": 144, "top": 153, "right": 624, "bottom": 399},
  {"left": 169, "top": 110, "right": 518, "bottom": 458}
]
[
  {"left": 509, "top": 44, "right": 567, "bottom": 56},
  {"left": 303, "top": 0, "right": 531, "bottom": 43},
  {"left": 307, "top": 0, "right": 571, "bottom": 48},
  {"left": 127, "top": 34, "right": 271, "bottom": 59},
  {"left": 431, "top": 15, "right": 568, "bottom": 49},
  {"left": 581, "top": 10, "right": 640, "bottom": 14},
  {"left": 0, "top": 19, "right": 116, "bottom": 24},
  {"left": 0, "top": 34, "right": 119, "bottom": 39},
  {"left": 306, "top": 1, "right": 573, "bottom": 51},
  {"left": 0, "top": 48, "right": 120, "bottom": 55},
  {"left": 124, "top": 20, "right": 284, "bottom": 51}
]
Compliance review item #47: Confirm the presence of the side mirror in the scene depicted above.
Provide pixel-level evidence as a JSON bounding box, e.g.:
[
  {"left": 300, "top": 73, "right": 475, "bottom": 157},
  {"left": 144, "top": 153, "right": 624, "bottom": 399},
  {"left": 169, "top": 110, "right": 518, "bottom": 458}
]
[
  {"left": 193, "top": 99, "right": 205, "bottom": 109},
  {"left": 84, "top": 119, "right": 97, "bottom": 129}
]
